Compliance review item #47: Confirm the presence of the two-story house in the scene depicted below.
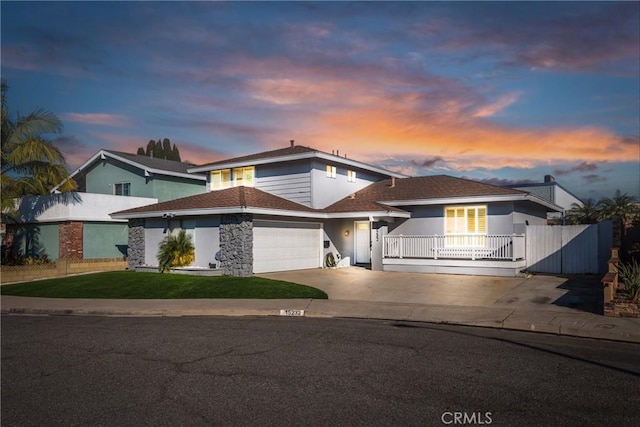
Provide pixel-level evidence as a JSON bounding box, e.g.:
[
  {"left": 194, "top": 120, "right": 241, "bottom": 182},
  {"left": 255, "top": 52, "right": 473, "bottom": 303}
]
[
  {"left": 112, "top": 142, "right": 562, "bottom": 277},
  {"left": 6, "top": 149, "right": 206, "bottom": 262}
]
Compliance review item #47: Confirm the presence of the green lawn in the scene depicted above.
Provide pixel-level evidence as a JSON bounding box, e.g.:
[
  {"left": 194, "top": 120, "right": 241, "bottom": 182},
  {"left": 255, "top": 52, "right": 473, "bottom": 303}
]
[{"left": 0, "top": 271, "right": 328, "bottom": 299}]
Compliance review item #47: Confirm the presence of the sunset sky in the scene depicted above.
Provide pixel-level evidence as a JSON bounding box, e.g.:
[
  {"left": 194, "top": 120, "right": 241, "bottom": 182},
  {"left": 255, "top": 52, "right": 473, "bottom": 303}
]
[{"left": 2, "top": 1, "right": 639, "bottom": 200}]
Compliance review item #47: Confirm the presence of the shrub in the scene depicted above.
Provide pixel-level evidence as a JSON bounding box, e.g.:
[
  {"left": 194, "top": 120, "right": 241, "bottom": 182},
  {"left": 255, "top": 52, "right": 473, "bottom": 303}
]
[
  {"left": 157, "top": 229, "right": 195, "bottom": 273},
  {"left": 2, "top": 251, "right": 52, "bottom": 266},
  {"left": 616, "top": 259, "right": 640, "bottom": 302}
]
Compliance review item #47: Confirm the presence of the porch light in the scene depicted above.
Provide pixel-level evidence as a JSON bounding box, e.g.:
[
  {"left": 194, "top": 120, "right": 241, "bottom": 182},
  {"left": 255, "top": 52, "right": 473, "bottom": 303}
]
[{"left": 344, "top": 230, "right": 350, "bottom": 237}]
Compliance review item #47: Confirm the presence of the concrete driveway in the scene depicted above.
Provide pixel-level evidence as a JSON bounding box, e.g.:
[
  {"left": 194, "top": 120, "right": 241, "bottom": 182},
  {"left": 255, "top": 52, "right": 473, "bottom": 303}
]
[{"left": 259, "top": 267, "right": 602, "bottom": 314}]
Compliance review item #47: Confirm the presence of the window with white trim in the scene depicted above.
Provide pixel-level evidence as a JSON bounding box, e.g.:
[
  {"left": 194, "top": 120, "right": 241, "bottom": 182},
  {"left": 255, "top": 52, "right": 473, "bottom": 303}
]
[
  {"left": 347, "top": 170, "right": 356, "bottom": 182},
  {"left": 233, "top": 166, "right": 255, "bottom": 187},
  {"left": 444, "top": 205, "right": 487, "bottom": 246},
  {"left": 114, "top": 182, "right": 131, "bottom": 196},
  {"left": 326, "top": 165, "right": 336, "bottom": 178},
  {"left": 210, "top": 169, "right": 231, "bottom": 190}
]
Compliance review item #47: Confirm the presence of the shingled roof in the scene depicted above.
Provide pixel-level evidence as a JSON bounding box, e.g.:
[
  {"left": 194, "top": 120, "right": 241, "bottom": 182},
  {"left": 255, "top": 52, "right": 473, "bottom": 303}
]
[
  {"left": 325, "top": 175, "right": 527, "bottom": 212},
  {"left": 194, "top": 145, "right": 318, "bottom": 169},
  {"left": 112, "top": 174, "right": 554, "bottom": 219},
  {"left": 103, "top": 150, "right": 199, "bottom": 175},
  {"left": 112, "top": 186, "right": 319, "bottom": 217}
]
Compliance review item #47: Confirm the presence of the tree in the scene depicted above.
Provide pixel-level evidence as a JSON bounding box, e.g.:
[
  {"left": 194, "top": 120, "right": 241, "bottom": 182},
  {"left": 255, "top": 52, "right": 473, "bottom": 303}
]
[
  {"left": 599, "top": 190, "right": 639, "bottom": 258},
  {"left": 136, "top": 138, "right": 181, "bottom": 161},
  {"left": 1, "top": 80, "right": 75, "bottom": 213},
  {"left": 171, "top": 144, "right": 180, "bottom": 161},
  {"left": 157, "top": 229, "right": 195, "bottom": 273},
  {"left": 564, "top": 199, "right": 601, "bottom": 225},
  {"left": 599, "top": 190, "right": 638, "bottom": 227}
]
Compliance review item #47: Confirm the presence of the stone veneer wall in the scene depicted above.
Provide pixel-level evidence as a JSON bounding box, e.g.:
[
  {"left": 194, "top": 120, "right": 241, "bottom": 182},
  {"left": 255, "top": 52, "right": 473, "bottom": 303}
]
[
  {"left": 604, "top": 297, "right": 640, "bottom": 318},
  {"left": 220, "top": 214, "right": 253, "bottom": 277},
  {"left": 59, "top": 221, "right": 83, "bottom": 260},
  {"left": 127, "top": 219, "right": 145, "bottom": 269}
]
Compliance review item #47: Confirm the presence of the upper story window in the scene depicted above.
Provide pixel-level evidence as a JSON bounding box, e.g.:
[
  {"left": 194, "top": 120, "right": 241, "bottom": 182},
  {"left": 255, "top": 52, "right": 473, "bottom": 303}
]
[
  {"left": 233, "top": 166, "right": 255, "bottom": 187},
  {"left": 444, "top": 205, "right": 487, "bottom": 246},
  {"left": 210, "top": 169, "right": 231, "bottom": 190},
  {"left": 114, "top": 182, "right": 131, "bottom": 196},
  {"left": 347, "top": 170, "right": 356, "bottom": 182},
  {"left": 326, "top": 165, "right": 336, "bottom": 178},
  {"left": 210, "top": 167, "right": 255, "bottom": 190}
]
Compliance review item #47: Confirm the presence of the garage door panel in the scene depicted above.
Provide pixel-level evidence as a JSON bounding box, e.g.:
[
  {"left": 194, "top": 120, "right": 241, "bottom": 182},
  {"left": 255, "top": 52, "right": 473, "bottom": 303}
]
[{"left": 253, "top": 221, "right": 321, "bottom": 273}]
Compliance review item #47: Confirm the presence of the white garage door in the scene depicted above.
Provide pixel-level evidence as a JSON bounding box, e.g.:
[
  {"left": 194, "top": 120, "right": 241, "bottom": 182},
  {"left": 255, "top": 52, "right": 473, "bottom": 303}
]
[{"left": 253, "top": 220, "right": 322, "bottom": 273}]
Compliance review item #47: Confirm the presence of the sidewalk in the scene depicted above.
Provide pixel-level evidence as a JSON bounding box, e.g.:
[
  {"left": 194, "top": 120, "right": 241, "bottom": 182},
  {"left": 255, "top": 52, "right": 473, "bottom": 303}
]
[{"left": 2, "top": 295, "right": 639, "bottom": 344}]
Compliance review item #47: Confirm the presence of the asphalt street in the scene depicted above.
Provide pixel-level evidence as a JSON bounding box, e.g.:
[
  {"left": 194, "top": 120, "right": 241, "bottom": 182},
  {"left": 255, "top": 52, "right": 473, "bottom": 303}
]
[{"left": 2, "top": 315, "right": 639, "bottom": 426}]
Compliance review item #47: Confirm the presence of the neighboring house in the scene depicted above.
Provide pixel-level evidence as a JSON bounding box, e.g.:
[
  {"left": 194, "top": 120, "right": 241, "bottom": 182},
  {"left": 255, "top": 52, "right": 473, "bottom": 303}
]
[
  {"left": 112, "top": 143, "right": 562, "bottom": 277},
  {"left": 5, "top": 149, "right": 207, "bottom": 262},
  {"left": 506, "top": 175, "right": 583, "bottom": 223}
]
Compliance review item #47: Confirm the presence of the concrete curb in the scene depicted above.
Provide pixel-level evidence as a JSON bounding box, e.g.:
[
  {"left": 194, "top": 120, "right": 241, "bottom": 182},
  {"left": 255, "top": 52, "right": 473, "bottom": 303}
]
[{"left": 3, "top": 302, "right": 639, "bottom": 345}]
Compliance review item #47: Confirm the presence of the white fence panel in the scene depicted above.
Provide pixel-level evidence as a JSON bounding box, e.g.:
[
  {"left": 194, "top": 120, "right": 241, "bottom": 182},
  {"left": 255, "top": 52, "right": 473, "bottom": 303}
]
[{"left": 525, "top": 222, "right": 610, "bottom": 274}]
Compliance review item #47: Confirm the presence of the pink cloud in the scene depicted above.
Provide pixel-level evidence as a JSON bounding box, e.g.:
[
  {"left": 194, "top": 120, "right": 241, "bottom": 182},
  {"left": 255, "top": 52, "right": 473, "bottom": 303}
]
[{"left": 62, "top": 113, "right": 132, "bottom": 127}]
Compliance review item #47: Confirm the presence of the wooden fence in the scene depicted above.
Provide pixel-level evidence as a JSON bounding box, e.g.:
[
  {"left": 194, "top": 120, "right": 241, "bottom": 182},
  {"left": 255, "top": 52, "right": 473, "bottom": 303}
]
[{"left": 1, "top": 258, "right": 127, "bottom": 285}]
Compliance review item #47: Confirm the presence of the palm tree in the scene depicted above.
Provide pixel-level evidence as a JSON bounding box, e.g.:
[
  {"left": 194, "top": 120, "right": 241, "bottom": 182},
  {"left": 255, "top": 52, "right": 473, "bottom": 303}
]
[
  {"left": 564, "top": 199, "right": 602, "bottom": 225},
  {"left": 1, "top": 80, "right": 75, "bottom": 213},
  {"left": 157, "top": 229, "right": 195, "bottom": 273},
  {"left": 599, "top": 190, "right": 638, "bottom": 228},
  {"left": 599, "top": 190, "right": 639, "bottom": 258}
]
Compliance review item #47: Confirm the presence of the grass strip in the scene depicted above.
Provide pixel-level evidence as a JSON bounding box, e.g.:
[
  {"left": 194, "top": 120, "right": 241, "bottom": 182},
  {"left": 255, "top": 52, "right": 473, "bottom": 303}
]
[{"left": 0, "top": 271, "right": 328, "bottom": 299}]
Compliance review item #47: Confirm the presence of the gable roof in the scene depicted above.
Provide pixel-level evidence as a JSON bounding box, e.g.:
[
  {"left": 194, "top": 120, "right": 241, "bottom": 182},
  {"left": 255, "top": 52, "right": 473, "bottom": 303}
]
[
  {"left": 110, "top": 185, "right": 411, "bottom": 220},
  {"left": 111, "top": 174, "right": 562, "bottom": 221},
  {"left": 188, "top": 144, "right": 406, "bottom": 178},
  {"left": 111, "top": 186, "right": 321, "bottom": 219},
  {"left": 325, "top": 175, "right": 563, "bottom": 211},
  {"left": 52, "top": 149, "right": 206, "bottom": 192},
  {"left": 102, "top": 150, "right": 199, "bottom": 175}
]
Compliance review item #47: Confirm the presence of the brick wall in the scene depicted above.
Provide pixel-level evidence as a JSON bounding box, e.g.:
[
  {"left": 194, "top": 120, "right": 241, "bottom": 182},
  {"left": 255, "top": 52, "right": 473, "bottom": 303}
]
[{"left": 59, "top": 221, "right": 83, "bottom": 260}]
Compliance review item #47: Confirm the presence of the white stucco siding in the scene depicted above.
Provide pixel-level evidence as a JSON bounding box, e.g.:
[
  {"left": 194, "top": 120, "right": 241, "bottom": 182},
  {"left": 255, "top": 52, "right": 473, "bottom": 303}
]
[
  {"left": 144, "top": 219, "right": 168, "bottom": 266},
  {"left": 554, "top": 186, "right": 583, "bottom": 210},
  {"left": 194, "top": 217, "right": 220, "bottom": 268}
]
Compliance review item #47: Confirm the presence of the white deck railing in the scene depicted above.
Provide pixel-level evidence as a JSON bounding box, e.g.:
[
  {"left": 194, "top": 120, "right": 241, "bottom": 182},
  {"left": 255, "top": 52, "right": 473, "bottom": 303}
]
[{"left": 383, "top": 234, "right": 525, "bottom": 261}]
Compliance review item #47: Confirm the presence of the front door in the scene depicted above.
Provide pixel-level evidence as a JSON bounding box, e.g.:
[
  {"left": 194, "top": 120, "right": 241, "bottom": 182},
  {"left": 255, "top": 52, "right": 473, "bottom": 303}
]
[{"left": 355, "top": 221, "right": 371, "bottom": 264}]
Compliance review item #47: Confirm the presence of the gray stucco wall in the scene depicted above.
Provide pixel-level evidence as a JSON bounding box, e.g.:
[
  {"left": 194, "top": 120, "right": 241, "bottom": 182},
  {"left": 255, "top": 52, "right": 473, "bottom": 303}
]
[
  {"left": 219, "top": 214, "right": 253, "bottom": 277},
  {"left": 310, "top": 160, "right": 386, "bottom": 209},
  {"left": 127, "top": 219, "right": 145, "bottom": 268},
  {"left": 322, "top": 218, "right": 356, "bottom": 266},
  {"left": 387, "top": 202, "right": 520, "bottom": 236},
  {"left": 513, "top": 201, "right": 549, "bottom": 233}
]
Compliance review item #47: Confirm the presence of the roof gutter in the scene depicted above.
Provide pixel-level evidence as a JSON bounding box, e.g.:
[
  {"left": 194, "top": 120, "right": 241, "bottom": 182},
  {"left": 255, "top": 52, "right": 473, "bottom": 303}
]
[{"left": 110, "top": 206, "right": 411, "bottom": 220}]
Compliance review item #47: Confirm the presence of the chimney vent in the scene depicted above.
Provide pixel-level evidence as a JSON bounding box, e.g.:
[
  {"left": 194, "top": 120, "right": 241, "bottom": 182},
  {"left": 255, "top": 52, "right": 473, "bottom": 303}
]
[
  {"left": 544, "top": 175, "right": 555, "bottom": 183},
  {"left": 337, "top": 149, "right": 340, "bottom": 156},
  {"left": 390, "top": 176, "right": 396, "bottom": 188},
  {"left": 290, "top": 140, "right": 295, "bottom": 147}
]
